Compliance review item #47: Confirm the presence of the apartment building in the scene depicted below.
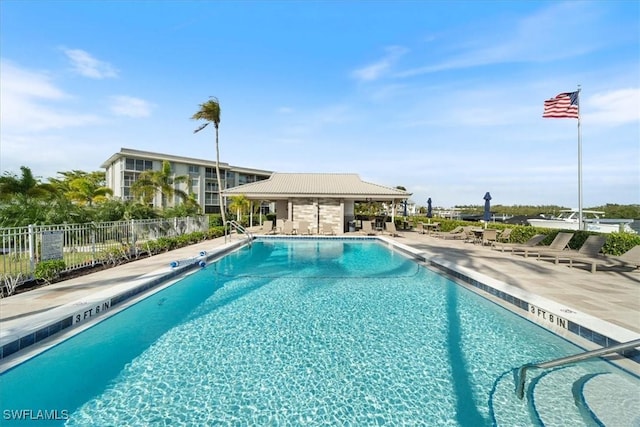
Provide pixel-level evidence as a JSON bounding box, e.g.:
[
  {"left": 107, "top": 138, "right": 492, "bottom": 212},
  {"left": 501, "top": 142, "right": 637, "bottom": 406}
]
[{"left": 101, "top": 148, "right": 272, "bottom": 213}]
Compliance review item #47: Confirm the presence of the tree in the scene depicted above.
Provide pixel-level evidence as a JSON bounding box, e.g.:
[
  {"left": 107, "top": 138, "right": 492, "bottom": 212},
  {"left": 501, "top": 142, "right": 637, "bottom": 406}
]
[
  {"left": 192, "top": 97, "right": 226, "bottom": 224},
  {"left": 131, "top": 160, "right": 189, "bottom": 209},
  {"left": 0, "top": 166, "right": 55, "bottom": 201},
  {"left": 228, "top": 194, "right": 251, "bottom": 221},
  {"left": 50, "top": 170, "right": 113, "bottom": 206}
]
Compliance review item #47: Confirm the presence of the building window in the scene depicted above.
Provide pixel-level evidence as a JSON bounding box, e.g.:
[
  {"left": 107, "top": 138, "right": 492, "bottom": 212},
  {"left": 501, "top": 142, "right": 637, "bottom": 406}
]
[
  {"left": 123, "top": 172, "right": 136, "bottom": 188},
  {"left": 125, "top": 158, "right": 153, "bottom": 171},
  {"left": 238, "top": 174, "right": 258, "bottom": 185},
  {"left": 204, "top": 193, "right": 218, "bottom": 205},
  {"left": 205, "top": 167, "right": 216, "bottom": 179},
  {"left": 188, "top": 165, "right": 200, "bottom": 175},
  {"left": 205, "top": 181, "right": 219, "bottom": 192}
]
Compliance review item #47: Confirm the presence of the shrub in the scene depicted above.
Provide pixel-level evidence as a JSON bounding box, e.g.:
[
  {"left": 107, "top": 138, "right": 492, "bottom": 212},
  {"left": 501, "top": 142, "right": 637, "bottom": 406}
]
[{"left": 34, "top": 259, "right": 66, "bottom": 283}]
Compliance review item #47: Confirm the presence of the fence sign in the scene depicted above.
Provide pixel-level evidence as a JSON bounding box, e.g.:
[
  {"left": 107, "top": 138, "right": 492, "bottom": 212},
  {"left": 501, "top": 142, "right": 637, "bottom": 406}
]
[{"left": 41, "top": 231, "right": 64, "bottom": 261}]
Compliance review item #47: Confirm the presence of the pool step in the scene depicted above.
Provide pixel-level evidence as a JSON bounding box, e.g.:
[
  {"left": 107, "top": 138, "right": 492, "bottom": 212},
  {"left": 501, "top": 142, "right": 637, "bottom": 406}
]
[
  {"left": 529, "top": 366, "right": 600, "bottom": 426},
  {"left": 488, "top": 369, "right": 534, "bottom": 426},
  {"left": 578, "top": 372, "right": 640, "bottom": 427},
  {"left": 490, "top": 365, "right": 639, "bottom": 426}
]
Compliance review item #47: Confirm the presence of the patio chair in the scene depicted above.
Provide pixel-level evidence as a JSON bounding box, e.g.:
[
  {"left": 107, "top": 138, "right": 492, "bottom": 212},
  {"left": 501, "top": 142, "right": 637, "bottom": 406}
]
[
  {"left": 297, "top": 220, "right": 311, "bottom": 235},
  {"left": 493, "top": 234, "right": 547, "bottom": 253},
  {"left": 385, "top": 222, "right": 402, "bottom": 237},
  {"left": 261, "top": 220, "right": 274, "bottom": 235},
  {"left": 480, "top": 229, "right": 498, "bottom": 246},
  {"left": 276, "top": 219, "right": 285, "bottom": 234},
  {"left": 496, "top": 228, "right": 512, "bottom": 243},
  {"left": 416, "top": 222, "right": 426, "bottom": 234},
  {"left": 434, "top": 226, "right": 468, "bottom": 240},
  {"left": 513, "top": 232, "right": 574, "bottom": 258},
  {"left": 321, "top": 223, "right": 335, "bottom": 235},
  {"left": 361, "top": 221, "right": 377, "bottom": 235},
  {"left": 282, "top": 221, "right": 295, "bottom": 235},
  {"left": 563, "top": 244, "right": 640, "bottom": 273},
  {"left": 538, "top": 235, "right": 606, "bottom": 265}
]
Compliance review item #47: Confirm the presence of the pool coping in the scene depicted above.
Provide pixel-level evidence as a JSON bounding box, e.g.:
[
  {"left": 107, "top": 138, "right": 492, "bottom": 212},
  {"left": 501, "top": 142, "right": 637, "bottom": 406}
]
[{"left": 1, "top": 235, "right": 638, "bottom": 375}]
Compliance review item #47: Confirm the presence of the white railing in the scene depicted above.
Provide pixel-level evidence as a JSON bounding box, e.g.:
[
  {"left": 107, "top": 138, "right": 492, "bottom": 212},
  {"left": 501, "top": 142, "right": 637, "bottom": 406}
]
[{"left": 0, "top": 216, "right": 208, "bottom": 290}]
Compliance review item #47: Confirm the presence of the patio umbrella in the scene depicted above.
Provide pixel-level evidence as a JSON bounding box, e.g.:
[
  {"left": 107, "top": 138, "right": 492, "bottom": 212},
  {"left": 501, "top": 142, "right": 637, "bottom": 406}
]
[
  {"left": 483, "top": 192, "right": 492, "bottom": 222},
  {"left": 427, "top": 198, "right": 432, "bottom": 218}
]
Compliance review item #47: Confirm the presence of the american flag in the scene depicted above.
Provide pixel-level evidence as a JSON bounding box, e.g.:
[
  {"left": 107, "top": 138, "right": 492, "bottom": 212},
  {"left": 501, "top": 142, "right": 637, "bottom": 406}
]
[{"left": 543, "top": 91, "right": 579, "bottom": 119}]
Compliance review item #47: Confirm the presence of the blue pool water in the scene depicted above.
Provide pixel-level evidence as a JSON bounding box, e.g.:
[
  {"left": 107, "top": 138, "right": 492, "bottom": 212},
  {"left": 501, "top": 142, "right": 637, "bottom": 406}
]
[{"left": 0, "top": 239, "right": 637, "bottom": 426}]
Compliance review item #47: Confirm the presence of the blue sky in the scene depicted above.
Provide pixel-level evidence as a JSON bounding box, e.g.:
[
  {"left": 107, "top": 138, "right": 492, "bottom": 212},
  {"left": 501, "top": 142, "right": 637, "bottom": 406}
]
[{"left": 1, "top": 1, "right": 638, "bottom": 209}]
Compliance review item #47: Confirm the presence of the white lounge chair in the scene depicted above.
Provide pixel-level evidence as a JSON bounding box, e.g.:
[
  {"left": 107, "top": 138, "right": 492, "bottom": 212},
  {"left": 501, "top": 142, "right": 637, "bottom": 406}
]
[
  {"left": 282, "top": 221, "right": 295, "bottom": 235},
  {"left": 297, "top": 220, "right": 311, "bottom": 235},
  {"left": 385, "top": 222, "right": 401, "bottom": 237},
  {"left": 361, "top": 221, "right": 377, "bottom": 235},
  {"left": 261, "top": 220, "right": 274, "bottom": 235},
  {"left": 321, "top": 223, "right": 335, "bottom": 235}
]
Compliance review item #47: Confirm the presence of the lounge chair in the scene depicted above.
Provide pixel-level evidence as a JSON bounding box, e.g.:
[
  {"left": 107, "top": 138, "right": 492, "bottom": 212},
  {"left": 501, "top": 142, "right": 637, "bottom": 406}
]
[
  {"left": 321, "top": 223, "right": 335, "bottom": 235},
  {"left": 513, "top": 232, "right": 574, "bottom": 258},
  {"left": 538, "top": 235, "right": 606, "bottom": 265},
  {"left": 434, "top": 226, "right": 469, "bottom": 240},
  {"left": 493, "top": 234, "right": 547, "bottom": 253},
  {"left": 562, "top": 244, "right": 640, "bottom": 273},
  {"left": 261, "top": 220, "right": 275, "bottom": 235},
  {"left": 282, "top": 221, "right": 295, "bottom": 235},
  {"left": 297, "top": 220, "right": 311, "bottom": 235},
  {"left": 385, "top": 221, "right": 401, "bottom": 237},
  {"left": 275, "top": 219, "right": 285, "bottom": 234},
  {"left": 361, "top": 221, "right": 377, "bottom": 235}
]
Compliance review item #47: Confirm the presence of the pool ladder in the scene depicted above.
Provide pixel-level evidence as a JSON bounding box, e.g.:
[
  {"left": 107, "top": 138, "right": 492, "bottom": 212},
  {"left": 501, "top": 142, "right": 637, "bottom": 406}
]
[
  {"left": 227, "top": 220, "right": 254, "bottom": 245},
  {"left": 515, "top": 338, "right": 640, "bottom": 399}
]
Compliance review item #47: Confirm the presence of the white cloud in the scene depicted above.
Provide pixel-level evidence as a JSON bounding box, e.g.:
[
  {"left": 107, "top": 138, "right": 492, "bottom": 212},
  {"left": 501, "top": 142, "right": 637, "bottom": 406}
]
[
  {"left": 351, "top": 46, "right": 409, "bottom": 82},
  {"left": 0, "top": 60, "right": 102, "bottom": 131},
  {"left": 62, "top": 48, "right": 119, "bottom": 79},
  {"left": 109, "top": 95, "right": 154, "bottom": 118},
  {"left": 584, "top": 88, "right": 640, "bottom": 125},
  {"left": 396, "top": 2, "right": 604, "bottom": 77}
]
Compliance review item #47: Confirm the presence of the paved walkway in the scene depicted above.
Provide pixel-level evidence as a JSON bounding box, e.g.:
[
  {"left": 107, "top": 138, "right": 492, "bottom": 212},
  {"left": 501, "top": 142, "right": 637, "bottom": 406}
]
[{"left": 1, "top": 231, "right": 638, "bottom": 366}]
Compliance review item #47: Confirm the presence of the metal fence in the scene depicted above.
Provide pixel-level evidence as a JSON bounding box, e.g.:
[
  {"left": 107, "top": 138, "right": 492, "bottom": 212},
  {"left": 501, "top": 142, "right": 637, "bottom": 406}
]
[{"left": 0, "top": 216, "right": 209, "bottom": 287}]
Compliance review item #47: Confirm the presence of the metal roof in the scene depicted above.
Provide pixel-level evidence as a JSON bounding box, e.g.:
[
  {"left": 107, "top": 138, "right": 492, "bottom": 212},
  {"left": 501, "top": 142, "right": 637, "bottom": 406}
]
[{"left": 222, "top": 173, "right": 411, "bottom": 200}]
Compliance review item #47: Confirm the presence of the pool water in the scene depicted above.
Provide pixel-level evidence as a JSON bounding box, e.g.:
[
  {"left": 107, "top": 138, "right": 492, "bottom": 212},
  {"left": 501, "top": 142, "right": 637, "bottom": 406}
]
[{"left": 0, "top": 239, "right": 636, "bottom": 426}]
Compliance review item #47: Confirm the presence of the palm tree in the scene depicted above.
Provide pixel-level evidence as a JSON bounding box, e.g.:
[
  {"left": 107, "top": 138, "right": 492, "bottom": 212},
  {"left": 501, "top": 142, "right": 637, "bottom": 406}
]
[
  {"left": 192, "top": 97, "right": 225, "bottom": 224},
  {"left": 131, "top": 160, "right": 189, "bottom": 208},
  {"left": 50, "top": 170, "right": 113, "bottom": 206},
  {"left": 228, "top": 194, "right": 251, "bottom": 222},
  {"left": 0, "top": 166, "right": 55, "bottom": 201}
]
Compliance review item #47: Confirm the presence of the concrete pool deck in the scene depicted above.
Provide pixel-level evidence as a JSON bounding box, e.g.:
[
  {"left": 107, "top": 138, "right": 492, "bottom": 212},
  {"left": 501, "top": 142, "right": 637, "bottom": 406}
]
[{"left": 1, "top": 231, "right": 638, "bottom": 370}]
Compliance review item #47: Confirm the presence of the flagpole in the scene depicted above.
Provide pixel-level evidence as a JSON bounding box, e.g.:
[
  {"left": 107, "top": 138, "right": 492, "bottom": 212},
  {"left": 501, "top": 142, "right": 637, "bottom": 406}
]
[{"left": 577, "top": 85, "right": 583, "bottom": 230}]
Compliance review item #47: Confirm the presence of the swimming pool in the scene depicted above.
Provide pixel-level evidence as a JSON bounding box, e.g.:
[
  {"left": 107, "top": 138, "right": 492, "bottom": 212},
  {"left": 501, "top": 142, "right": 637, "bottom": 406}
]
[{"left": 1, "top": 238, "right": 638, "bottom": 426}]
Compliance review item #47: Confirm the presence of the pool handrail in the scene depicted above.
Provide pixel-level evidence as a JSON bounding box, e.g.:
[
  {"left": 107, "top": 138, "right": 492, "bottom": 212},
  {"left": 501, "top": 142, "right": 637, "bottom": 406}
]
[
  {"left": 227, "top": 220, "right": 254, "bottom": 245},
  {"left": 515, "top": 338, "right": 640, "bottom": 400}
]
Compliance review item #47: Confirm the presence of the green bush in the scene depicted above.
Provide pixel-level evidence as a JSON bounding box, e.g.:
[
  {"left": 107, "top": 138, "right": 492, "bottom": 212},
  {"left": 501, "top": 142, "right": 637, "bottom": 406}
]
[
  {"left": 34, "top": 259, "right": 66, "bottom": 282},
  {"left": 602, "top": 232, "right": 640, "bottom": 256}
]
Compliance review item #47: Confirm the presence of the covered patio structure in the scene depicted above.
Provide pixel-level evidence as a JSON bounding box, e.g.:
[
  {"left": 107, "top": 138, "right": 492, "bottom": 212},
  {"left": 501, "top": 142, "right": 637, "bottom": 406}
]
[{"left": 222, "top": 173, "right": 411, "bottom": 234}]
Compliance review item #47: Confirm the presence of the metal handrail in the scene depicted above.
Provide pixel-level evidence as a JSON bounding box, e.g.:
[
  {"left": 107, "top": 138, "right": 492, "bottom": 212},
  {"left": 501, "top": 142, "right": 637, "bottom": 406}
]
[
  {"left": 515, "top": 338, "right": 640, "bottom": 400},
  {"left": 227, "top": 220, "right": 253, "bottom": 244}
]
